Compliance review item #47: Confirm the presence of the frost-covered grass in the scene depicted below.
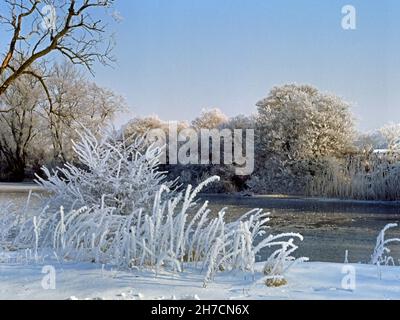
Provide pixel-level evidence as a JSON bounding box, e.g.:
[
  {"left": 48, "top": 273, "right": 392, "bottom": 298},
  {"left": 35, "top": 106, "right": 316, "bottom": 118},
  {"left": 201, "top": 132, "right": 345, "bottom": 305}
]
[
  {"left": 0, "top": 129, "right": 307, "bottom": 286},
  {"left": 370, "top": 223, "right": 400, "bottom": 266},
  {"left": 307, "top": 154, "right": 400, "bottom": 201},
  {"left": 3, "top": 178, "right": 306, "bottom": 286}
]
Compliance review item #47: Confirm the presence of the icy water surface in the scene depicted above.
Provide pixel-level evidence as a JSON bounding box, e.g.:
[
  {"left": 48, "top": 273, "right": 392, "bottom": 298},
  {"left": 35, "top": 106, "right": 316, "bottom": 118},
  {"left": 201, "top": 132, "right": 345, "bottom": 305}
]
[
  {"left": 2, "top": 187, "right": 400, "bottom": 264},
  {"left": 202, "top": 194, "right": 400, "bottom": 264},
  {"left": 0, "top": 191, "right": 44, "bottom": 213}
]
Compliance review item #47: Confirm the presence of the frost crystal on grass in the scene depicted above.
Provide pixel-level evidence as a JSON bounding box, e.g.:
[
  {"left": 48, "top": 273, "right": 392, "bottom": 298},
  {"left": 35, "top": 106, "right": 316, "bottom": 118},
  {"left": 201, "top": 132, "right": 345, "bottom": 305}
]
[
  {"left": 35, "top": 128, "right": 176, "bottom": 215},
  {"left": 370, "top": 223, "right": 400, "bottom": 266},
  {"left": 2, "top": 128, "right": 306, "bottom": 285}
]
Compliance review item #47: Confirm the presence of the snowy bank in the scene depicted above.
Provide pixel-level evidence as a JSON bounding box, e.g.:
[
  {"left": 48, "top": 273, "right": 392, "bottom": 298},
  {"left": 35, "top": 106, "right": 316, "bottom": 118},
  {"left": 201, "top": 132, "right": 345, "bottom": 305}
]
[{"left": 1, "top": 260, "right": 400, "bottom": 300}]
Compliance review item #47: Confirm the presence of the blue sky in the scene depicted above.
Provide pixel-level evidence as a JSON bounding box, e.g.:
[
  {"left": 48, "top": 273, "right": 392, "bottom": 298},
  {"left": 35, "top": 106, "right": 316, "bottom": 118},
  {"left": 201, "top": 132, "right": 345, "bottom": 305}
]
[
  {"left": 97, "top": 0, "right": 400, "bottom": 131},
  {"left": 3, "top": 1, "right": 399, "bottom": 131}
]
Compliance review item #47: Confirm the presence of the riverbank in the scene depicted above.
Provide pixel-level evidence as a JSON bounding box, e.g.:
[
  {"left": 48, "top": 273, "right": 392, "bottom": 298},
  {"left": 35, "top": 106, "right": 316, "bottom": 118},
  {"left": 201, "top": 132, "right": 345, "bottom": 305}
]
[{"left": 0, "top": 183, "right": 44, "bottom": 193}]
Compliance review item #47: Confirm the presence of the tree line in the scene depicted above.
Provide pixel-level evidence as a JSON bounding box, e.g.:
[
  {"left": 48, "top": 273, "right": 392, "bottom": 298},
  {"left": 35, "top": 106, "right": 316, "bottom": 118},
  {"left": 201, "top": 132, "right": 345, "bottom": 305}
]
[{"left": 1, "top": 1, "right": 399, "bottom": 200}]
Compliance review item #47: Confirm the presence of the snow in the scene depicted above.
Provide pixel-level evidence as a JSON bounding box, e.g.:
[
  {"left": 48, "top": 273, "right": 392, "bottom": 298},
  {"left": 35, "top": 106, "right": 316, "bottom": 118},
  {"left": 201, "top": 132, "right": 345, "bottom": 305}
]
[
  {"left": 373, "top": 149, "right": 390, "bottom": 154},
  {"left": 1, "top": 255, "right": 400, "bottom": 300},
  {"left": 1, "top": 130, "right": 399, "bottom": 300}
]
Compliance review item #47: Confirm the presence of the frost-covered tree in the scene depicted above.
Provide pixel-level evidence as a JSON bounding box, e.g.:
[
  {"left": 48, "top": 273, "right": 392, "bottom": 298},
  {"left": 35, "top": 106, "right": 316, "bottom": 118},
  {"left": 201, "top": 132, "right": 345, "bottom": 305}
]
[
  {"left": 192, "top": 108, "right": 228, "bottom": 130},
  {"left": 252, "top": 84, "right": 355, "bottom": 193},
  {"left": 124, "top": 115, "right": 166, "bottom": 137},
  {"left": 124, "top": 115, "right": 189, "bottom": 139},
  {"left": 354, "top": 130, "right": 387, "bottom": 153},
  {"left": 224, "top": 114, "right": 257, "bottom": 131},
  {"left": 43, "top": 61, "right": 125, "bottom": 163},
  {"left": 0, "top": 61, "right": 125, "bottom": 180},
  {"left": 0, "top": 73, "right": 46, "bottom": 181},
  {"left": 380, "top": 123, "right": 400, "bottom": 151},
  {"left": 213, "top": 114, "right": 257, "bottom": 191},
  {"left": 164, "top": 112, "right": 256, "bottom": 193},
  {"left": 257, "top": 84, "right": 355, "bottom": 161}
]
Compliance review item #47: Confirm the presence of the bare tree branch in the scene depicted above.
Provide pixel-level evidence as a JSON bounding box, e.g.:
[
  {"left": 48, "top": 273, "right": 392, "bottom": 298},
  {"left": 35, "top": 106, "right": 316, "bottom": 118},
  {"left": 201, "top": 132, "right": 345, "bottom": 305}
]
[{"left": 0, "top": 0, "right": 116, "bottom": 97}]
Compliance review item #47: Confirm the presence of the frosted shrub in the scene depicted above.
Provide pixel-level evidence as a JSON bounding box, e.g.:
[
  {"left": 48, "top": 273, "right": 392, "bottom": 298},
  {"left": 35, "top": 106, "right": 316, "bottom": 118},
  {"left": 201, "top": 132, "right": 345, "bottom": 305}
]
[
  {"left": 35, "top": 128, "right": 176, "bottom": 215},
  {"left": 8, "top": 129, "right": 306, "bottom": 285},
  {"left": 370, "top": 223, "right": 400, "bottom": 266}
]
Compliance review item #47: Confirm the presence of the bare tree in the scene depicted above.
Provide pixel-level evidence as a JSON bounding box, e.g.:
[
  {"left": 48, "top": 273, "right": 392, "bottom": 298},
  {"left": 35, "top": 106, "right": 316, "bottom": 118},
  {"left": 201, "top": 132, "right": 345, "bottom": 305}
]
[
  {"left": 0, "top": 0, "right": 116, "bottom": 98},
  {"left": 43, "top": 61, "right": 125, "bottom": 163},
  {"left": 0, "top": 61, "right": 124, "bottom": 180},
  {"left": 0, "top": 74, "right": 44, "bottom": 180}
]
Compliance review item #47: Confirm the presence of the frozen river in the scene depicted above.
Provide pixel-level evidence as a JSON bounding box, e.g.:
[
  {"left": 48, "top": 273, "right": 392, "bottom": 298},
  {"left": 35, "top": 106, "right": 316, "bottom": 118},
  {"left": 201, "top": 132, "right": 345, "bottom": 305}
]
[
  {"left": 203, "top": 194, "right": 400, "bottom": 264},
  {"left": 0, "top": 183, "right": 45, "bottom": 213}
]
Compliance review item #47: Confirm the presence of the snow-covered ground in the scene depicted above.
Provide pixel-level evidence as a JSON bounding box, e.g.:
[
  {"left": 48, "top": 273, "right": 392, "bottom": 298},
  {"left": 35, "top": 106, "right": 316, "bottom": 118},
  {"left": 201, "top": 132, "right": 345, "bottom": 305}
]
[{"left": 1, "top": 254, "right": 400, "bottom": 300}]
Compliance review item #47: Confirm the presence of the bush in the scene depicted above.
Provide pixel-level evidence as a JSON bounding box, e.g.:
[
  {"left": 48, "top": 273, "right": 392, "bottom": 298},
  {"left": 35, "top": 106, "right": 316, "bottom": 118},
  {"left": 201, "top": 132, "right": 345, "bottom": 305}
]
[
  {"left": 2, "top": 129, "right": 306, "bottom": 285},
  {"left": 35, "top": 128, "right": 176, "bottom": 215}
]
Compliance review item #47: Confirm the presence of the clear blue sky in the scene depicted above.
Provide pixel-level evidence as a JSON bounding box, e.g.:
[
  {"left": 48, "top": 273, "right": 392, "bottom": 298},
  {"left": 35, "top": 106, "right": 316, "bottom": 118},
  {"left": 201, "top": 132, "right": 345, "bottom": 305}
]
[
  {"left": 7, "top": 0, "right": 400, "bottom": 132},
  {"left": 93, "top": 0, "right": 400, "bottom": 132}
]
